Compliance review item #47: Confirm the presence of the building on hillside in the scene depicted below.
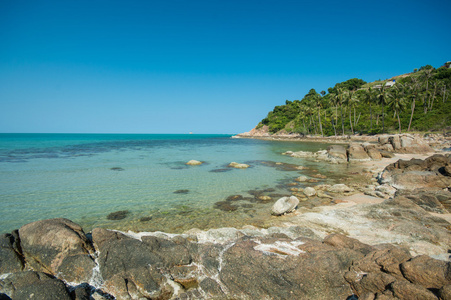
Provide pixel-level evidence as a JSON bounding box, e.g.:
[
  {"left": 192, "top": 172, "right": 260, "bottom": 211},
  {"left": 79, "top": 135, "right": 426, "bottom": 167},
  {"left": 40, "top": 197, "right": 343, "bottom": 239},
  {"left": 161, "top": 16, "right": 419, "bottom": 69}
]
[{"left": 374, "top": 80, "right": 396, "bottom": 89}]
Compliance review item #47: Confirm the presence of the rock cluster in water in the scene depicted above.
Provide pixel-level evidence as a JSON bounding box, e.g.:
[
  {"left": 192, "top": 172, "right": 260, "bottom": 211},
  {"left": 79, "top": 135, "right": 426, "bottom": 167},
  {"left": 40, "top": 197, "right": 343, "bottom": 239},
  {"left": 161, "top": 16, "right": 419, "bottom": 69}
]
[{"left": 284, "top": 134, "right": 434, "bottom": 164}]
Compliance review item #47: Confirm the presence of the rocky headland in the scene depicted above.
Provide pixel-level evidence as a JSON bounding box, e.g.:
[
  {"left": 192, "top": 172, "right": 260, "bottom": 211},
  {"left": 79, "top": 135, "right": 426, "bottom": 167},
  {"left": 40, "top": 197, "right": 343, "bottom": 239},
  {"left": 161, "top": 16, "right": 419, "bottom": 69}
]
[{"left": 1, "top": 134, "right": 451, "bottom": 299}]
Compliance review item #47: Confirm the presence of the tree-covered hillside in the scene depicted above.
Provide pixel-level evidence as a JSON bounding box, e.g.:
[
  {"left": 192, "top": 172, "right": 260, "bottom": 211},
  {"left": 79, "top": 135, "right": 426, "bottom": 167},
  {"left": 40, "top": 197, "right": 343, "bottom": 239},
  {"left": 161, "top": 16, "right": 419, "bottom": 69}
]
[{"left": 257, "top": 63, "right": 451, "bottom": 135}]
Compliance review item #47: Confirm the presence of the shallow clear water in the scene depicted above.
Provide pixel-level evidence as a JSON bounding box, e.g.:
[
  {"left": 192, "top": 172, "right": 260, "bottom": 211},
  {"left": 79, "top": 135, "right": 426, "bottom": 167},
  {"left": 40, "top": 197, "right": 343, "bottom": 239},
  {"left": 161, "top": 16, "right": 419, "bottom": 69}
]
[{"left": 0, "top": 134, "right": 349, "bottom": 233}]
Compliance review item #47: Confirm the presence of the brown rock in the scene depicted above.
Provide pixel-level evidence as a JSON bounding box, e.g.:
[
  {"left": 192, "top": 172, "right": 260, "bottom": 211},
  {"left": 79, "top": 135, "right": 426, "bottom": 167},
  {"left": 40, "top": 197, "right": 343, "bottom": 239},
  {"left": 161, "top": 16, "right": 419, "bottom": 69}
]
[
  {"left": 400, "top": 255, "right": 451, "bottom": 289},
  {"left": 18, "top": 218, "right": 95, "bottom": 282},
  {"left": 390, "top": 280, "right": 437, "bottom": 300},
  {"left": 438, "top": 284, "right": 451, "bottom": 300},
  {"left": 323, "top": 233, "right": 373, "bottom": 255},
  {"left": 367, "top": 148, "right": 382, "bottom": 160},
  {"left": 347, "top": 144, "right": 371, "bottom": 162}
]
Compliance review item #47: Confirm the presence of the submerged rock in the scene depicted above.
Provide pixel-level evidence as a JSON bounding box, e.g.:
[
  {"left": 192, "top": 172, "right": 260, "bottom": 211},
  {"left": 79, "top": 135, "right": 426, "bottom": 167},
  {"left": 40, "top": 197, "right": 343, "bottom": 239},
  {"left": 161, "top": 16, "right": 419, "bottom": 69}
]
[
  {"left": 271, "top": 196, "right": 299, "bottom": 215},
  {"left": 106, "top": 210, "right": 129, "bottom": 220},
  {"left": 174, "top": 189, "right": 190, "bottom": 194}
]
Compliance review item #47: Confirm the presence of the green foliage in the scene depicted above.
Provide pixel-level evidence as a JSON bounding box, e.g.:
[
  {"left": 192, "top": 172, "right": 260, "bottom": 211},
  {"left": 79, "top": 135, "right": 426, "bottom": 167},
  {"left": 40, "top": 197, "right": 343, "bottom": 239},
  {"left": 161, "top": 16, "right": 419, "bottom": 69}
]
[
  {"left": 258, "top": 62, "right": 451, "bottom": 135},
  {"left": 328, "top": 78, "right": 367, "bottom": 94}
]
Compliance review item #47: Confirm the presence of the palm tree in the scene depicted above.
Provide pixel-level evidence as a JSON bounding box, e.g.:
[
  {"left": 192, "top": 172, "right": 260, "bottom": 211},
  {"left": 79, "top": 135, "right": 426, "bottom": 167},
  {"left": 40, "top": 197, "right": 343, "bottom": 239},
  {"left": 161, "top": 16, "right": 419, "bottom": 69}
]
[
  {"left": 407, "top": 77, "right": 419, "bottom": 132},
  {"left": 377, "top": 84, "right": 389, "bottom": 133},
  {"left": 362, "top": 87, "right": 376, "bottom": 132},
  {"left": 344, "top": 91, "right": 354, "bottom": 134},
  {"left": 335, "top": 87, "right": 346, "bottom": 135},
  {"left": 388, "top": 84, "right": 406, "bottom": 133},
  {"left": 314, "top": 94, "right": 324, "bottom": 137}
]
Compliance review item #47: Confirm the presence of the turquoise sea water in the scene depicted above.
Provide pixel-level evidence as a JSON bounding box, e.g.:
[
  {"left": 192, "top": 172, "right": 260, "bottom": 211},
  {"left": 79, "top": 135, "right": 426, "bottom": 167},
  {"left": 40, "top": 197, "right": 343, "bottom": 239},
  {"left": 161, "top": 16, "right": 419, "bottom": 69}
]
[{"left": 0, "top": 134, "right": 347, "bottom": 233}]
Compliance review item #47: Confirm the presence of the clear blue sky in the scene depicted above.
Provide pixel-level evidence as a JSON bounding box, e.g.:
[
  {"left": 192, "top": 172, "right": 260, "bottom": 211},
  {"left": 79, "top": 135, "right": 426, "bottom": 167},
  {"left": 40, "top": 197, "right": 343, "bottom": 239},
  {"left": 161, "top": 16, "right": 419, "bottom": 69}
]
[{"left": 1, "top": 0, "right": 450, "bottom": 134}]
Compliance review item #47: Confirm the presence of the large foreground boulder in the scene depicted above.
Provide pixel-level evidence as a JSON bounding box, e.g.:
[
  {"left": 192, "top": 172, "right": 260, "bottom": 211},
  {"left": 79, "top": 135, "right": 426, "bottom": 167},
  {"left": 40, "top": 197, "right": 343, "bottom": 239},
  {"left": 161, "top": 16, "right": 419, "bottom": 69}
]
[{"left": 18, "top": 218, "right": 96, "bottom": 283}]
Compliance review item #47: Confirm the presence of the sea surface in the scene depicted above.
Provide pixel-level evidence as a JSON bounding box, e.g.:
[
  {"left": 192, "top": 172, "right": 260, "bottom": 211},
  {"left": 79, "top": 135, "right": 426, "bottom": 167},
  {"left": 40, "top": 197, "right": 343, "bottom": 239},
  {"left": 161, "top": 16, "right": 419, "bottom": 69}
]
[{"left": 0, "top": 133, "right": 351, "bottom": 234}]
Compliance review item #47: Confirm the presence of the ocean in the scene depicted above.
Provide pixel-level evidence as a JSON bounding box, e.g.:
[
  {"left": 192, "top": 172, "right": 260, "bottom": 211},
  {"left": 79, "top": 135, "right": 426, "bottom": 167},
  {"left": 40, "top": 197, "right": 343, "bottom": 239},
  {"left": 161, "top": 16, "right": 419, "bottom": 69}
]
[{"left": 0, "top": 133, "right": 347, "bottom": 234}]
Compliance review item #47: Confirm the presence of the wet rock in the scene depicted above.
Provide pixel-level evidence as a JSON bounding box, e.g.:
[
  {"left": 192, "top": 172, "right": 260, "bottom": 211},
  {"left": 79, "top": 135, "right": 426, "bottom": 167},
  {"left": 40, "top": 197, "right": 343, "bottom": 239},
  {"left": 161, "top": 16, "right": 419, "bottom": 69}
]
[
  {"left": 106, "top": 210, "right": 129, "bottom": 220},
  {"left": 228, "top": 162, "right": 250, "bottom": 169},
  {"left": 18, "top": 218, "right": 95, "bottom": 282},
  {"left": 271, "top": 196, "right": 299, "bottom": 215},
  {"left": 0, "top": 271, "right": 72, "bottom": 300},
  {"left": 91, "top": 228, "right": 195, "bottom": 299},
  {"left": 139, "top": 216, "right": 152, "bottom": 222},
  {"left": 186, "top": 160, "right": 203, "bottom": 166},
  {"left": 214, "top": 201, "right": 238, "bottom": 212},
  {"left": 0, "top": 231, "right": 24, "bottom": 274},
  {"left": 303, "top": 187, "right": 317, "bottom": 197}
]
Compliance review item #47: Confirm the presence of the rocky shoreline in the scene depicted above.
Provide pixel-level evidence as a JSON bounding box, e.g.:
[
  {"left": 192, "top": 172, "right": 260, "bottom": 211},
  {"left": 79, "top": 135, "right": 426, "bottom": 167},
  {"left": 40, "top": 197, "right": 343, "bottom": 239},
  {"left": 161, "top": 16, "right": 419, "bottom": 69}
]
[{"left": 1, "top": 134, "right": 451, "bottom": 299}]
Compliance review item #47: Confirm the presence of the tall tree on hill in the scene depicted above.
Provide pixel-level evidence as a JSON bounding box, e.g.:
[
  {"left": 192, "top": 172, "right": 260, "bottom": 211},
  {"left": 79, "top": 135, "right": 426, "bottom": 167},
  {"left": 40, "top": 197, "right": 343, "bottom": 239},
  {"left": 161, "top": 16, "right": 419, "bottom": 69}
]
[
  {"left": 388, "top": 83, "right": 407, "bottom": 133},
  {"left": 335, "top": 87, "right": 346, "bottom": 135},
  {"left": 361, "top": 87, "right": 376, "bottom": 132},
  {"left": 377, "top": 84, "right": 389, "bottom": 133},
  {"left": 407, "top": 77, "right": 420, "bottom": 132},
  {"left": 344, "top": 91, "right": 354, "bottom": 134},
  {"left": 422, "top": 68, "right": 433, "bottom": 114},
  {"left": 315, "top": 92, "right": 325, "bottom": 137}
]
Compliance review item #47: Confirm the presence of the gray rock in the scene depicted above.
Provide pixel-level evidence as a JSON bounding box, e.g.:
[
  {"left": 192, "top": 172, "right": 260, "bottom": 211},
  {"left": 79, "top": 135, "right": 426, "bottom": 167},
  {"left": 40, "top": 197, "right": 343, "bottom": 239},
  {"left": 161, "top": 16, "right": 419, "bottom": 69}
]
[
  {"left": 0, "top": 271, "right": 71, "bottom": 300},
  {"left": 0, "top": 231, "right": 23, "bottom": 274},
  {"left": 92, "top": 228, "right": 196, "bottom": 299},
  {"left": 327, "top": 184, "right": 354, "bottom": 193},
  {"left": 327, "top": 145, "right": 348, "bottom": 161},
  {"left": 271, "top": 196, "right": 299, "bottom": 215},
  {"left": 303, "top": 187, "right": 317, "bottom": 197},
  {"left": 389, "top": 135, "right": 402, "bottom": 150}
]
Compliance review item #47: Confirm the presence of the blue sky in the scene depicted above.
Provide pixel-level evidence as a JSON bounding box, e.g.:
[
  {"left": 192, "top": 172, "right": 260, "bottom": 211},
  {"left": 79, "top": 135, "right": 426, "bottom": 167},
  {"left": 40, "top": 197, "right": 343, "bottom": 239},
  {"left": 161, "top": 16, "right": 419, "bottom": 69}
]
[{"left": 1, "top": 0, "right": 450, "bottom": 134}]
